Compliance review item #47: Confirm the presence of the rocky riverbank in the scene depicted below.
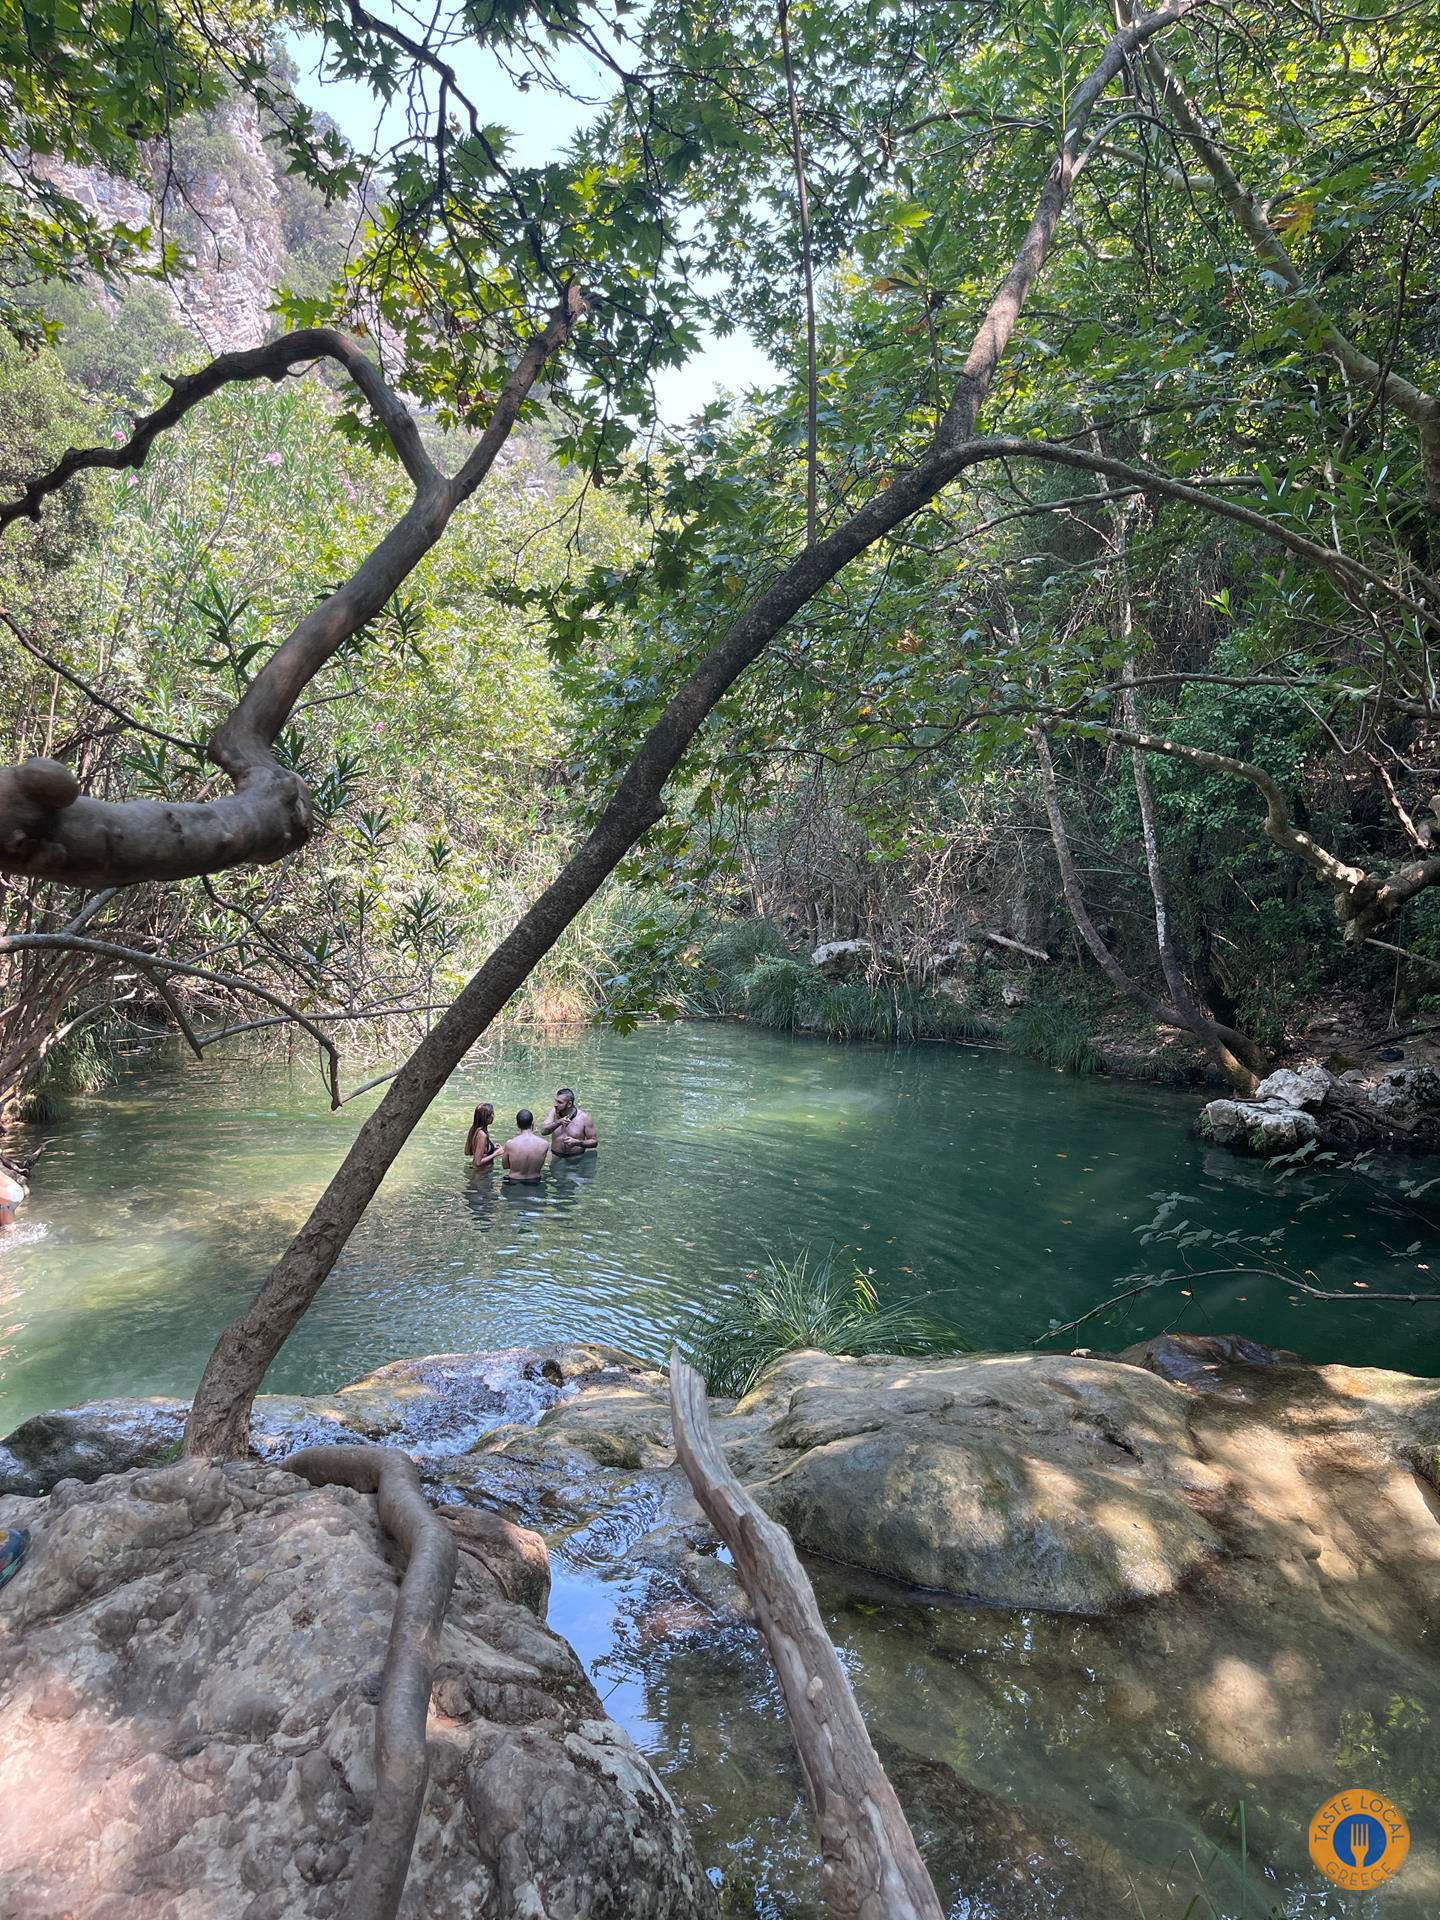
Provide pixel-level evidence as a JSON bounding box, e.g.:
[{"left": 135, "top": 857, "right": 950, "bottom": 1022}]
[{"left": 4, "top": 1335, "right": 1440, "bottom": 1916}]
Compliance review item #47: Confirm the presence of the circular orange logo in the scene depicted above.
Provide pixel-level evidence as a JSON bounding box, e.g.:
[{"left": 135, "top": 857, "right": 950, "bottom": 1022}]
[{"left": 1309, "top": 1790, "right": 1409, "bottom": 1890}]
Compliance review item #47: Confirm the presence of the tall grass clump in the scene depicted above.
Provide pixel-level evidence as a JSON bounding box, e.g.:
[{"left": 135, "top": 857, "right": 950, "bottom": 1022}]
[
  {"left": 684, "top": 1248, "right": 971, "bottom": 1399},
  {"left": 19, "top": 1021, "right": 114, "bottom": 1120},
  {"left": 1008, "top": 1000, "right": 1103, "bottom": 1074}
]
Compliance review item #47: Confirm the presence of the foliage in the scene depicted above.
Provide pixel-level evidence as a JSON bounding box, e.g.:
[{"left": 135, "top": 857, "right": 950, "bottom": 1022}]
[
  {"left": 683, "top": 1247, "right": 970, "bottom": 1401},
  {"left": 0, "top": 0, "right": 277, "bottom": 341},
  {"left": 1008, "top": 1001, "right": 1103, "bottom": 1076}
]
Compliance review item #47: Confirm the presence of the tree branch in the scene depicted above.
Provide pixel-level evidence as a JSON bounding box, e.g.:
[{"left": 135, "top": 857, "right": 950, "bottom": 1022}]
[
  {"left": 668, "top": 1355, "right": 944, "bottom": 1920},
  {"left": 0, "top": 932, "right": 344, "bottom": 1104},
  {"left": 0, "top": 299, "right": 584, "bottom": 887},
  {"left": 281, "top": 1446, "right": 458, "bottom": 1920}
]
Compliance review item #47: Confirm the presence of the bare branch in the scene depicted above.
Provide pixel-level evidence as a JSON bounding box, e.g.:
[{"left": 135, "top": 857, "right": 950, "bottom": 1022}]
[
  {"left": 1, "top": 610, "right": 202, "bottom": 753},
  {"left": 668, "top": 1354, "right": 944, "bottom": 1920},
  {"left": 141, "top": 964, "right": 205, "bottom": 1060},
  {"left": 0, "top": 329, "right": 434, "bottom": 534},
  {"left": 0, "top": 932, "right": 343, "bottom": 1105}
]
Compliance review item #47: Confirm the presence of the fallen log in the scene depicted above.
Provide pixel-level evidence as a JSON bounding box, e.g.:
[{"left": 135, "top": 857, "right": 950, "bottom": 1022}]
[
  {"left": 668, "top": 1352, "right": 944, "bottom": 1920},
  {"left": 979, "top": 929, "right": 1050, "bottom": 961}
]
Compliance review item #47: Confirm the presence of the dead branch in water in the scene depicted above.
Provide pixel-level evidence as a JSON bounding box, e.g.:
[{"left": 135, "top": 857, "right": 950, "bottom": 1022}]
[{"left": 668, "top": 1351, "right": 944, "bottom": 1920}]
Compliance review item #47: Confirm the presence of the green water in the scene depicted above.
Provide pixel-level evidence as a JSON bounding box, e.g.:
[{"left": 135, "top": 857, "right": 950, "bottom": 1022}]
[{"left": 3, "top": 1022, "right": 1439, "bottom": 1430}]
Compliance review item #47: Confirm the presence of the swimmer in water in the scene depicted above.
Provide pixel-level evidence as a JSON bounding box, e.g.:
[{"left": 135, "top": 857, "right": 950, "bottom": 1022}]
[
  {"left": 0, "top": 1158, "right": 27, "bottom": 1233},
  {"left": 500, "top": 1109, "right": 549, "bottom": 1183},
  {"left": 465, "top": 1102, "right": 500, "bottom": 1170},
  {"left": 540, "top": 1086, "right": 597, "bottom": 1159}
]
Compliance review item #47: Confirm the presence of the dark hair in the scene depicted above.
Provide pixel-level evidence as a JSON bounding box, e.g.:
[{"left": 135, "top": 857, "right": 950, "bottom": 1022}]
[
  {"left": 517, "top": 1108, "right": 533, "bottom": 1129},
  {"left": 556, "top": 1086, "right": 575, "bottom": 1102},
  {"left": 477, "top": 1102, "right": 494, "bottom": 1127}
]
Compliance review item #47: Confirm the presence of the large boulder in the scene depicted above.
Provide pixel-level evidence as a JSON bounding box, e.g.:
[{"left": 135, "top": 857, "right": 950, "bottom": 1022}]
[
  {"left": 1202, "top": 1060, "right": 1440, "bottom": 1155},
  {"left": 809, "top": 938, "right": 874, "bottom": 978},
  {"left": 480, "top": 1348, "right": 1227, "bottom": 1613},
  {"left": 0, "top": 1458, "right": 716, "bottom": 1920}
]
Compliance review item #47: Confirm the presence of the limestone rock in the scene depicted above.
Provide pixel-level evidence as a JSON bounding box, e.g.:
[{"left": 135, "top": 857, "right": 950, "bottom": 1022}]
[
  {"left": 478, "top": 1348, "right": 1226, "bottom": 1613},
  {"left": 0, "top": 1460, "right": 715, "bottom": 1920},
  {"left": 1203, "top": 1059, "right": 1440, "bottom": 1156},
  {"left": 742, "top": 1352, "right": 1223, "bottom": 1611},
  {"left": 809, "top": 938, "right": 874, "bottom": 978},
  {"left": 1202, "top": 1096, "right": 1320, "bottom": 1152},
  {"left": 37, "top": 98, "right": 284, "bottom": 354},
  {"left": 1252, "top": 1064, "right": 1332, "bottom": 1109},
  {"left": 0, "top": 1344, "right": 653, "bottom": 1497}
]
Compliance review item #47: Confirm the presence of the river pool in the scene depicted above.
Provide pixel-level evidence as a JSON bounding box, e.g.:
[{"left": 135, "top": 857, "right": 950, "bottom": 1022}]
[{"left": 2, "top": 1020, "right": 1438, "bottom": 1431}]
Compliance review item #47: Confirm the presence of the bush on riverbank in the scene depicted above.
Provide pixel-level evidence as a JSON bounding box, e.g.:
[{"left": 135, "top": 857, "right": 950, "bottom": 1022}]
[
  {"left": 687, "top": 923, "right": 991, "bottom": 1044},
  {"left": 685, "top": 1249, "right": 970, "bottom": 1399}
]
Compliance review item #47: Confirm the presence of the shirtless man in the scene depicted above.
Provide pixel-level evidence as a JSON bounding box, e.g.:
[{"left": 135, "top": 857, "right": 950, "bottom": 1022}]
[
  {"left": 540, "top": 1086, "right": 598, "bottom": 1159},
  {"left": 500, "top": 1110, "right": 549, "bottom": 1183}
]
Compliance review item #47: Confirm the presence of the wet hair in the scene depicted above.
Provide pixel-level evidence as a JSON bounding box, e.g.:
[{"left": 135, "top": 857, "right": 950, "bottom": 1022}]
[
  {"left": 476, "top": 1103, "right": 494, "bottom": 1128},
  {"left": 555, "top": 1086, "right": 575, "bottom": 1104},
  {"left": 517, "top": 1108, "right": 534, "bottom": 1129}
]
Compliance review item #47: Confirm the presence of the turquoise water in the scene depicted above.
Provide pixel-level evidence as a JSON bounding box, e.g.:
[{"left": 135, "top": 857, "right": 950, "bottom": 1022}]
[{"left": 2, "top": 1022, "right": 1439, "bottom": 1429}]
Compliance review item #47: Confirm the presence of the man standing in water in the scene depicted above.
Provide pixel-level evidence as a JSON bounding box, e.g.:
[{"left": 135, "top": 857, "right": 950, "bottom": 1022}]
[
  {"left": 500, "top": 1110, "right": 549, "bottom": 1183},
  {"left": 540, "top": 1086, "right": 598, "bottom": 1159}
]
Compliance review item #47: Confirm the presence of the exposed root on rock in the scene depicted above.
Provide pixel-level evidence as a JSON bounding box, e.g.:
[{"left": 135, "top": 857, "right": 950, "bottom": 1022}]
[{"left": 282, "top": 1445, "right": 457, "bottom": 1920}]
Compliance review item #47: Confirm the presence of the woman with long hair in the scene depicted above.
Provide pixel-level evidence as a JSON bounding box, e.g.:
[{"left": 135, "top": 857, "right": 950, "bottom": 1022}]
[{"left": 464, "top": 1103, "right": 499, "bottom": 1170}]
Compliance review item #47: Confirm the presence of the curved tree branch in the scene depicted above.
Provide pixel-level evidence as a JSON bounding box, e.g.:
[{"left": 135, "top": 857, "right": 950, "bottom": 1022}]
[
  {"left": 0, "top": 327, "right": 435, "bottom": 533},
  {"left": 281, "top": 1445, "right": 458, "bottom": 1920},
  {"left": 0, "top": 295, "right": 586, "bottom": 887}
]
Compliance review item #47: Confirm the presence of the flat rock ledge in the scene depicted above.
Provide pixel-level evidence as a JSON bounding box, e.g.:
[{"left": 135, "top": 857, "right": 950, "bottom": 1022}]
[
  {"left": 0, "top": 1455, "right": 716, "bottom": 1920},
  {"left": 1203, "top": 1061, "right": 1440, "bottom": 1155}
]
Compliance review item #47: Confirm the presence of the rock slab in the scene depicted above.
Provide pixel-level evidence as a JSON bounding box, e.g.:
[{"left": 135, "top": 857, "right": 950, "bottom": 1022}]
[{"left": 0, "top": 1459, "right": 716, "bottom": 1920}]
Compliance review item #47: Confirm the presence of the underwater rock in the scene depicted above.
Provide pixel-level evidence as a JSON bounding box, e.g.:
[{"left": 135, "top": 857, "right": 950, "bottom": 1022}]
[{"left": 0, "top": 1459, "right": 715, "bottom": 1920}]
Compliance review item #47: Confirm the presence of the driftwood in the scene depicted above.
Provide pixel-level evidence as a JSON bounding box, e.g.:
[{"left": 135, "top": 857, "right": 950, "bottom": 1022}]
[
  {"left": 978, "top": 928, "right": 1050, "bottom": 962},
  {"left": 668, "top": 1353, "right": 944, "bottom": 1920},
  {"left": 282, "top": 1445, "right": 457, "bottom": 1920}
]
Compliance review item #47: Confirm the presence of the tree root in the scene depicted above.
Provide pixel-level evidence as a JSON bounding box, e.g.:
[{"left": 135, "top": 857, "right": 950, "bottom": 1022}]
[{"left": 282, "top": 1445, "right": 457, "bottom": 1920}]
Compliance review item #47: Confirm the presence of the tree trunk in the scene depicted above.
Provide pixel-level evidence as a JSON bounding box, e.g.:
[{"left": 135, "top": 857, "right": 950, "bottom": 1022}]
[
  {"left": 669, "top": 1355, "right": 945, "bottom": 1920},
  {"left": 1031, "top": 723, "right": 1260, "bottom": 1091},
  {"left": 1088, "top": 444, "right": 1267, "bottom": 1086}
]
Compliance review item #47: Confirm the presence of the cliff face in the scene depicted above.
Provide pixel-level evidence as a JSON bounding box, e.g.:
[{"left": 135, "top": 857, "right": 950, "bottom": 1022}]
[{"left": 38, "top": 97, "right": 292, "bottom": 355}]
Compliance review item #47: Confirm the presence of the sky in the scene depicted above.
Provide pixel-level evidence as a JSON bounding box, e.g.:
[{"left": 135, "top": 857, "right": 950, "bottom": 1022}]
[{"left": 284, "top": 27, "right": 777, "bottom": 426}]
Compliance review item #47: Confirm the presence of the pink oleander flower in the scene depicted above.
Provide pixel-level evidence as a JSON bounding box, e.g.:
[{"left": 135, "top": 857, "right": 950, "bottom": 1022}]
[
  {"left": 341, "top": 477, "right": 358, "bottom": 504},
  {"left": 111, "top": 426, "right": 126, "bottom": 444},
  {"left": 375, "top": 720, "right": 386, "bottom": 733},
  {"left": 263, "top": 450, "right": 283, "bottom": 467},
  {"left": 125, "top": 472, "right": 140, "bottom": 487}
]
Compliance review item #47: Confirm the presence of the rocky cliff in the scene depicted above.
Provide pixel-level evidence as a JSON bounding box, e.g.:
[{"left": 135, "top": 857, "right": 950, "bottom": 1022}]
[{"left": 37, "top": 94, "right": 323, "bottom": 356}]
